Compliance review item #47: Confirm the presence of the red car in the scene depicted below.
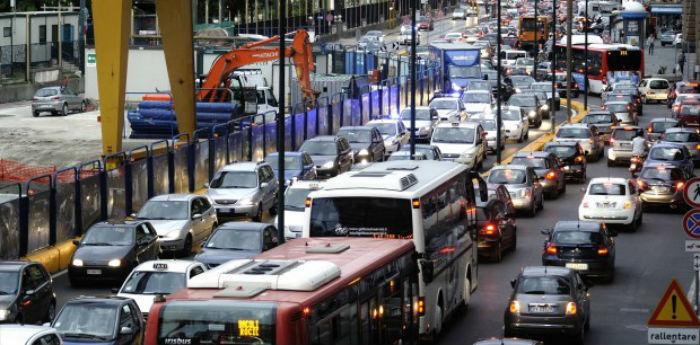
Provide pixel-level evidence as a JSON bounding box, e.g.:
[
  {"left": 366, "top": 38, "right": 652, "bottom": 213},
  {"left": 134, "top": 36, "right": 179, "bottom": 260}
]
[{"left": 417, "top": 16, "right": 434, "bottom": 30}]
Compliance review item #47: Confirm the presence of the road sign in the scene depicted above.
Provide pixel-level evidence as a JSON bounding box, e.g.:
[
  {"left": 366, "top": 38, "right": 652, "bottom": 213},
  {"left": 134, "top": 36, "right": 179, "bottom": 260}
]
[
  {"left": 684, "top": 177, "right": 700, "bottom": 208},
  {"left": 686, "top": 241, "right": 700, "bottom": 252},
  {"left": 683, "top": 210, "right": 700, "bottom": 239},
  {"left": 86, "top": 53, "right": 96, "bottom": 67},
  {"left": 648, "top": 279, "right": 700, "bottom": 327},
  {"left": 649, "top": 328, "right": 700, "bottom": 344}
]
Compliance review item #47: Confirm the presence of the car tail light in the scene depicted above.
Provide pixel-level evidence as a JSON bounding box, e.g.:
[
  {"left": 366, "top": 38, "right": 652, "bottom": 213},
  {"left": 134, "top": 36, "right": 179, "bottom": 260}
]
[
  {"left": 480, "top": 224, "right": 497, "bottom": 236},
  {"left": 582, "top": 201, "right": 589, "bottom": 208},
  {"left": 50, "top": 96, "right": 60, "bottom": 100},
  {"left": 416, "top": 297, "right": 426, "bottom": 316},
  {"left": 695, "top": 144, "right": 700, "bottom": 150},
  {"left": 623, "top": 201, "right": 631, "bottom": 209},
  {"left": 305, "top": 197, "right": 312, "bottom": 208},
  {"left": 546, "top": 171, "right": 557, "bottom": 180},
  {"left": 597, "top": 246, "right": 609, "bottom": 256},
  {"left": 647, "top": 127, "right": 653, "bottom": 133},
  {"left": 545, "top": 243, "right": 557, "bottom": 255},
  {"left": 676, "top": 181, "right": 685, "bottom": 190},
  {"left": 575, "top": 155, "right": 584, "bottom": 163},
  {"left": 565, "top": 302, "right": 577, "bottom": 315}
]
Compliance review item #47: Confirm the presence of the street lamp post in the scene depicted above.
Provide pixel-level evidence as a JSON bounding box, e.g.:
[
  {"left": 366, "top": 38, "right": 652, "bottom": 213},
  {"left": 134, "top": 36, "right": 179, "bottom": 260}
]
[
  {"left": 584, "top": 0, "right": 589, "bottom": 110},
  {"left": 276, "top": 0, "right": 287, "bottom": 244},
  {"left": 410, "top": 0, "right": 417, "bottom": 158},
  {"left": 566, "top": 0, "right": 572, "bottom": 123},
  {"left": 550, "top": 0, "right": 556, "bottom": 132},
  {"left": 496, "top": 0, "right": 502, "bottom": 164},
  {"left": 533, "top": 0, "right": 538, "bottom": 81}
]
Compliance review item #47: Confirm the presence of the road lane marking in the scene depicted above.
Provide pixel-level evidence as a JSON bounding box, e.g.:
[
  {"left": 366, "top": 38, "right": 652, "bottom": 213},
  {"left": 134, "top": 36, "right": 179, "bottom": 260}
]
[{"left": 621, "top": 307, "right": 651, "bottom": 313}]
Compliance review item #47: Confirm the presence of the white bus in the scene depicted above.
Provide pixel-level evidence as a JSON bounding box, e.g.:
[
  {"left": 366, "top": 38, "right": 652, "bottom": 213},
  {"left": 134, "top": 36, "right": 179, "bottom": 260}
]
[{"left": 302, "top": 160, "right": 488, "bottom": 340}]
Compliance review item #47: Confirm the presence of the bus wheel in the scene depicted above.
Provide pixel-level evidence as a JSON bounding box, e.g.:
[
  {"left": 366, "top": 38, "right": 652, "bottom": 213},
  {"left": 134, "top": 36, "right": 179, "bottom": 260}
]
[
  {"left": 463, "top": 276, "right": 472, "bottom": 308},
  {"left": 433, "top": 305, "right": 443, "bottom": 339}
]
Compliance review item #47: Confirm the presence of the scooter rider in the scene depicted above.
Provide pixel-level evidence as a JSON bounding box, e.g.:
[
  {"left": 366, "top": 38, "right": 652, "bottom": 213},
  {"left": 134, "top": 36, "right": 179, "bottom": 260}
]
[{"left": 630, "top": 133, "right": 647, "bottom": 174}]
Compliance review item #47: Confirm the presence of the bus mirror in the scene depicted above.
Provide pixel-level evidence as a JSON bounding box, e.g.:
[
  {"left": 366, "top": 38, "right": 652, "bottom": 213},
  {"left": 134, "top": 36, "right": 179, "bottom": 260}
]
[
  {"left": 475, "top": 175, "right": 488, "bottom": 202},
  {"left": 421, "top": 260, "right": 435, "bottom": 284}
]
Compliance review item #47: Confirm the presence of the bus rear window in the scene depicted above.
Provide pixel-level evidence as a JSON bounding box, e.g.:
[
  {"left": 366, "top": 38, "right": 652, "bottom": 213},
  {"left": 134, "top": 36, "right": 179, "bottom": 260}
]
[
  {"left": 158, "top": 300, "right": 275, "bottom": 345},
  {"left": 309, "top": 197, "right": 413, "bottom": 238},
  {"left": 606, "top": 50, "right": 642, "bottom": 71}
]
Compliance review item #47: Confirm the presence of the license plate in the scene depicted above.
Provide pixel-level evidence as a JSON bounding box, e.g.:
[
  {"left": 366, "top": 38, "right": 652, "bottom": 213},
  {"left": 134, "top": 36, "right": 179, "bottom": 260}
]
[
  {"left": 565, "top": 263, "right": 588, "bottom": 270},
  {"left": 654, "top": 186, "right": 670, "bottom": 193},
  {"left": 529, "top": 305, "right": 555, "bottom": 313},
  {"left": 86, "top": 269, "right": 102, "bottom": 275}
]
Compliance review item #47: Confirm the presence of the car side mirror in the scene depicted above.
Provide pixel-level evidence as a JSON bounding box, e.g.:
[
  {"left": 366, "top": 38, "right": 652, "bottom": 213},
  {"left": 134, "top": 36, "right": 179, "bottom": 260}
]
[
  {"left": 260, "top": 182, "right": 269, "bottom": 188},
  {"left": 192, "top": 213, "right": 202, "bottom": 220},
  {"left": 111, "top": 287, "right": 119, "bottom": 294},
  {"left": 24, "top": 289, "right": 35, "bottom": 296},
  {"left": 510, "top": 279, "right": 516, "bottom": 288},
  {"left": 72, "top": 239, "right": 80, "bottom": 246},
  {"left": 540, "top": 229, "right": 552, "bottom": 236},
  {"left": 203, "top": 182, "right": 210, "bottom": 188},
  {"left": 120, "top": 326, "right": 134, "bottom": 335}
]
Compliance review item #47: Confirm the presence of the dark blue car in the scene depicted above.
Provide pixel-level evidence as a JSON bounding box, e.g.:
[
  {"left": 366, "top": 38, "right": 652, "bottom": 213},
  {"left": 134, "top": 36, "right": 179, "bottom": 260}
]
[
  {"left": 265, "top": 151, "right": 316, "bottom": 186},
  {"left": 52, "top": 297, "right": 144, "bottom": 345},
  {"left": 645, "top": 143, "right": 694, "bottom": 177},
  {"left": 194, "top": 222, "right": 280, "bottom": 267}
]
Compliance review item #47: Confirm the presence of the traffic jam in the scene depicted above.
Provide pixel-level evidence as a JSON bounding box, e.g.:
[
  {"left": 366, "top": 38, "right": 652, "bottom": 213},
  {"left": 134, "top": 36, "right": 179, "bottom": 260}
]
[{"left": 1, "top": 0, "right": 699, "bottom": 344}]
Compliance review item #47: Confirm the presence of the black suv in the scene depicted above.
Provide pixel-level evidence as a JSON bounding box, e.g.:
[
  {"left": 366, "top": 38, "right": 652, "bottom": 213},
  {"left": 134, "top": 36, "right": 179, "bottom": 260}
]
[
  {"left": 298, "top": 136, "right": 354, "bottom": 177},
  {"left": 0, "top": 261, "right": 56, "bottom": 324},
  {"left": 337, "top": 126, "right": 386, "bottom": 163}
]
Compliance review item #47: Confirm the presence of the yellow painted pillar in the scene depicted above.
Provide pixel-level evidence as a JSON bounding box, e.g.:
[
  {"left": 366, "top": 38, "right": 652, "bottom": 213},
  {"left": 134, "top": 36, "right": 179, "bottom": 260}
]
[
  {"left": 91, "top": 0, "right": 132, "bottom": 155},
  {"left": 156, "top": 0, "right": 197, "bottom": 138}
]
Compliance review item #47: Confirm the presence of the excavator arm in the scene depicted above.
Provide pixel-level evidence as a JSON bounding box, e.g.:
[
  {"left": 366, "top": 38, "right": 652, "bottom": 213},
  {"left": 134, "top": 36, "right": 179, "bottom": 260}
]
[{"left": 198, "top": 29, "right": 317, "bottom": 105}]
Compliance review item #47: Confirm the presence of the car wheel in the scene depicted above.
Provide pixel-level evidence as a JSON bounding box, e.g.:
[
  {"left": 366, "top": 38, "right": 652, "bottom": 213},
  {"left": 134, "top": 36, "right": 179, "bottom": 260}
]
[
  {"left": 46, "top": 300, "right": 56, "bottom": 322},
  {"left": 181, "top": 234, "right": 193, "bottom": 257},
  {"left": 252, "top": 203, "right": 263, "bottom": 222},
  {"left": 607, "top": 158, "right": 614, "bottom": 167},
  {"left": 61, "top": 103, "right": 68, "bottom": 116},
  {"left": 33, "top": 111, "right": 39, "bottom": 117},
  {"left": 493, "top": 241, "right": 503, "bottom": 262},
  {"left": 585, "top": 314, "right": 591, "bottom": 330},
  {"left": 80, "top": 101, "right": 87, "bottom": 113},
  {"left": 527, "top": 202, "right": 537, "bottom": 217},
  {"left": 575, "top": 326, "right": 586, "bottom": 345}
]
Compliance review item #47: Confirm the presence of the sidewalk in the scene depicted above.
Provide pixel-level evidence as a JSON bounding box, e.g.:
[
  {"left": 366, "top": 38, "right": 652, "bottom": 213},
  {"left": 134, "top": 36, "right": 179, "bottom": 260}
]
[{"left": 645, "top": 45, "right": 684, "bottom": 80}]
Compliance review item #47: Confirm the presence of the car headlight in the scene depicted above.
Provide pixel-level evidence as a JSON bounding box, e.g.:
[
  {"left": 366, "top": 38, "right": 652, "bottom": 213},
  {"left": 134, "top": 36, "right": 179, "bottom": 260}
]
[
  {"left": 358, "top": 149, "right": 369, "bottom": 156},
  {"left": 452, "top": 82, "right": 462, "bottom": 90},
  {"left": 515, "top": 88, "right": 521, "bottom": 93},
  {"left": 541, "top": 104, "right": 549, "bottom": 111},
  {"left": 72, "top": 259, "right": 84, "bottom": 267},
  {"left": 519, "top": 189, "right": 531, "bottom": 198},
  {"left": 166, "top": 229, "right": 183, "bottom": 239},
  {"left": 528, "top": 110, "right": 536, "bottom": 117},
  {"left": 322, "top": 160, "right": 335, "bottom": 169},
  {"left": 0, "top": 309, "right": 9, "bottom": 321},
  {"left": 108, "top": 259, "right": 121, "bottom": 267},
  {"left": 237, "top": 197, "right": 255, "bottom": 206}
]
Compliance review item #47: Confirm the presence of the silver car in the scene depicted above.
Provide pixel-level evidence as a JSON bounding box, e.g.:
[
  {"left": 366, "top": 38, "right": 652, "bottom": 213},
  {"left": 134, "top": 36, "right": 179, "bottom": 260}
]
[
  {"left": 400, "top": 107, "right": 438, "bottom": 141},
  {"left": 660, "top": 127, "right": 700, "bottom": 163},
  {"left": 487, "top": 165, "right": 544, "bottom": 217},
  {"left": 555, "top": 124, "right": 605, "bottom": 161},
  {"left": 31, "top": 86, "right": 86, "bottom": 117},
  {"left": 607, "top": 126, "right": 645, "bottom": 166},
  {"left": 135, "top": 194, "right": 218, "bottom": 256},
  {"left": 206, "top": 161, "right": 279, "bottom": 221}
]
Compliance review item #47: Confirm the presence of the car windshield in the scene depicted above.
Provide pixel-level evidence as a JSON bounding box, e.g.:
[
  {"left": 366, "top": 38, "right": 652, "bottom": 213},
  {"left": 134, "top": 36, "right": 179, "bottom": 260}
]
[
  {"left": 502, "top": 109, "right": 522, "bottom": 121},
  {"left": 557, "top": 127, "right": 589, "bottom": 139},
  {"left": 264, "top": 155, "right": 302, "bottom": 170},
  {"left": 545, "top": 145, "right": 577, "bottom": 158},
  {"left": 553, "top": 231, "right": 604, "bottom": 245},
  {"left": 515, "top": 58, "right": 534, "bottom": 66},
  {"left": 137, "top": 201, "right": 189, "bottom": 220},
  {"left": 509, "top": 96, "right": 536, "bottom": 107},
  {"left": 338, "top": 129, "right": 372, "bottom": 143},
  {"left": 401, "top": 108, "right": 432, "bottom": 120},
  {"left": 531, "top": 84, "right": 550, "bottom": 91},
  {"left": 432, "top": 127, "right": 475, "bottom": 143},
  {"left": 121, "top": 271, "right": 185, "bottom": 294},
  {"left": 0, "top": 271, "right": 18, "bottom": 295},
  {"left": 35, "top": 88, "right": 58, "bottom": 97},
  {"left": 210, "top": 171, "right": 257, "bottom": 188},
  {"left": 206, "top": 229, "right": 262, "bottom": 251},
  {"left": 517, "top": 276, "right": 570, "bottom": 295},
  {"left": 462, "top": 92, "right": 491, "bottom": 104},
  {"left": 285, "top": 187, "right": 313, "bottom": 211},
  {"left": 650, "top": 147, "right": 685, "bottom": 161},
  {"left": 680, "top": 106, "right": 700, "bottom": 116},
  {"left": 430, "top": 99, "right": 459, "bottom": 109},
  {"left": 372, "top": 123, "right": 397, "bottom": 136},
  {"left": 511, "top": 157, "right": 547, "bottom": 168},
  {"left": 612, "top": 129, "right": 641, "bottom": 141},
  {"left": 583, "top": 114, "right": 612, "bottom": 124},
  {"left": 652, "top": 121, "right": 677, "bottom": 133},
  {"left": 53, "top": 303, "right": 117, "bottom": 340},
  {"left": 488, "top": 169, "right": 526, "bottom": 184},
  {"left": 299, "top": 140, "right": 338, "bottom": 156},
  {"left": 589, "top": 183, "right": 626, "bottom": 195},
  {"left": 649, "top": 80, "right": 668, "bottom": 89},
  {"left": 665, "top": 132, "right": 700, "bottom": 143},
  {"left": 309, "top": 197, "right": 413, "bottom": 237},
  {"left": 82, "top": 226, "right": 133, "bottom": 246},
  {"left": 606, "top": 103, "right": 628, "bottom": 113},
  {"left": 467, "top": 81, "right": 490, "bottom": 91}
]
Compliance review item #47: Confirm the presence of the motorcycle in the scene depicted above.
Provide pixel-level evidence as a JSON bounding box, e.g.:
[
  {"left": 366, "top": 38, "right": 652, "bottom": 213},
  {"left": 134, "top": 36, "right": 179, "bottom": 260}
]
[{"left": 629, "top": 155, "right": 644, "bottom": 177}]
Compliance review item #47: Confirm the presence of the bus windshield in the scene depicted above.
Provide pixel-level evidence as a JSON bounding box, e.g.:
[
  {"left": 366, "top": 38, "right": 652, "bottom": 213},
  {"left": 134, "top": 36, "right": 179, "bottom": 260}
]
[
  {"left": 606, "top": 50, "right": 642, "bottom": 71},
  {"left": 309, "top": 197, "right": 413, "bottom": 237},
  {"left": 158, "top": 300, "right": 275, "bottom": 345}
]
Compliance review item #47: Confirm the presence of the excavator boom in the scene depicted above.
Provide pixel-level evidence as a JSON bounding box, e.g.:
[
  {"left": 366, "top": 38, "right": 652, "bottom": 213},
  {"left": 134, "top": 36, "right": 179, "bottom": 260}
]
[{"left": 198, "top": 29, "right": 316, "bottom": 105}]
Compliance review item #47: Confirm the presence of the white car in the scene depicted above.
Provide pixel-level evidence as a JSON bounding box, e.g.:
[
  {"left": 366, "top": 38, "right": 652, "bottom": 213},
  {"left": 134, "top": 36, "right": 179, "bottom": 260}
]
[
  {"left": 136, "top": 194, "right": 218, "bottom": 256},
  {"left": 0, "top": 325, "right": 63, "bottom": 345},
  {"left": 274, "top": 180, "right": 324, "bottom": 239},
  {"left": 430, "top": 121, "right": 487, "bottom": 169},
  {"left": 399, "top": 106, "right": 438, "bottom": 141},
  {"left": 638, "top": 78, "right": 670, "bottom": 104},
  {"left": 367, "top": 119, "right": 409, "bottom": 155},
  {"left": 578, "top": 177, "right": 643, "bottom": 231},
  {"left": 444, "top": 32, "right": 463, "bottom": 42},
  {"left": 674, "top": 33, "right": 682, "bottom": 47},
  {"left": 461, "top": 90, "right": 493, "bottom": 118},
  {"left": 429, "top": 97, "right": 466, "bottom": 121},
  {"left": 469, "top": 117, "right": 505, "bottom": 153},
  {"left": 452, "top": 9, "right": 467, "bottom": 19},
  {"left": 499, "top": 106, "right": 529, "bottom": 142},
  {"left": 117, "top": 260, "right": 208, "bottom": 318}
]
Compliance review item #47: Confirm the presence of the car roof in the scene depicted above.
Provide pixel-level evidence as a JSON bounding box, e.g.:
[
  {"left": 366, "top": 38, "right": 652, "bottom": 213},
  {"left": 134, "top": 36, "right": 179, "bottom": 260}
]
[
  {"left": 586, "top": 110, "right": 612, "bottom": 116},
  {"left": 133, "top": 259, "right": 199, "bottom": 273},
  {"left": 64, "top": 296, "right": 132, "bottom": 306},
  {"left": 464, "top": 90, "right": 490, "bottom": 94},
  {"left": 605, "top": 100, "right": 629, "bottom": 105},
  {"left": 649, "top": 117, "right": 679, "bottom": 123},
  {"left": 149, "top": 193, "right": 199, "bottom": 202},
  {"left": 0, "top": 325, "right": 57, "bottom": 343},
  {"left": 665, "top": 127, "right": 697, "bottom": 134},
  {"left": 554, "top": 220, "right": 601, "bottom": 232},
  {"left": 267, "top": 151, "right": 303, "bottom": 157},
  {"left": 220, "top": 161, "right": 264, "bottom": 171},
  {"left": 91, "top": 220, "right": 142, "bottom": 228},
  {"left": 522, "top": 266, "right": 572, "bottom": 277},
  {"left": 495, "top": 164, "right": 529, "bottom": 171},
  {"left": 217, "top": 221, "right": 271, "bottom": 231},
  {"left": 474, "top": 338, "right": 541, "bottom": 345},
  {"left": 544, "top": 141, "right": 578, "bottom": 147},
  {"left": 340, "top": 126, "right": 373, "bottom": 131},
  {"left": 651, "top": 142, "right": 687, "bottom": 150},
  {"left": 0, "top": 261, "right": 28, "bottom": 271},
  {"left": 367, "top": 119, "right": 400, "bottom": 125},
  {"left": 306, "top": 135, "right": 338, "bottom": 142},
  {"left": 513, "top": 151, "right": 552, "bottom": 158},
  {"left": 612, "top": 125, "right": 642, "bottom": 131},
  {"left": 436, "top": 121, "right": 480, "bottom": 128}
]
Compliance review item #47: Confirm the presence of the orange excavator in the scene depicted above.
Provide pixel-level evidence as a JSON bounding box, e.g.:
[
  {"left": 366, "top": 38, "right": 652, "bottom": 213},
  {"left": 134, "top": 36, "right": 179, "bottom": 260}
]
[{"left": 198, "top": 29, "right": 317, "bottom": 105}]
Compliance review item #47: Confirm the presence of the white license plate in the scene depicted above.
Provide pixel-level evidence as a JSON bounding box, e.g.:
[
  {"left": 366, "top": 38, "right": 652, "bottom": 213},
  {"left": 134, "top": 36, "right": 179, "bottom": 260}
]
[
  {"left": 529, "top": 305, "right": 555, "bottom": 313},
  {"left": 86, "top": 269, "right": 102, "bottom": 275},
  {"left": 565, "top": 263, "right": 588, "bottom": 270}
]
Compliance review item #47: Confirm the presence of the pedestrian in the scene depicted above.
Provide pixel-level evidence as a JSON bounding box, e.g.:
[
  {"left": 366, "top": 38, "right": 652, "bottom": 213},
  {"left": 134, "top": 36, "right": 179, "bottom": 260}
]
[
  {"left": 648, "top": 34, "right": 655, "bottom": 55},
  {"left": 679, "top": 53, "right": 685, "bottom": 75}
]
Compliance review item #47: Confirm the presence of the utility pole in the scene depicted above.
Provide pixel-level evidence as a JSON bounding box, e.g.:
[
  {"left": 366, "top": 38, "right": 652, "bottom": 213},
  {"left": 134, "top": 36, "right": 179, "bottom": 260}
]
[
  {"left": 276, "top": 0, "right": 287, "bottom": 244},
  {"left": 79, "top": 0, "right": 86, "bottom": 74},
  {"left": 410, "top": 0, "right": 417, "bottom": 158},
  {"left": 533, "top": 0, "right": 538, "bottom": 81},
  {"left": 550, "top": 0, "right": 556, "bottom": 132},
  {"left": 566, "top": 0, "right": 572, "bottom": 123},
  {"left": 496, "top": 0, "right": 502, "bottom": 164},
  {"left": 584, "top": 0, "right": 589, "bottom": 110},
  {"left": 58, "top": 1, "right": 63, "bottom": 70}
]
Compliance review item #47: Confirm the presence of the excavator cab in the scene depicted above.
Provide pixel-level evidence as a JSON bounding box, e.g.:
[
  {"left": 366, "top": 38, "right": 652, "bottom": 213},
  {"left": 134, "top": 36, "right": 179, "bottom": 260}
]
[{"left": 242, "top": 88, "right": 258, "bottom": 115}]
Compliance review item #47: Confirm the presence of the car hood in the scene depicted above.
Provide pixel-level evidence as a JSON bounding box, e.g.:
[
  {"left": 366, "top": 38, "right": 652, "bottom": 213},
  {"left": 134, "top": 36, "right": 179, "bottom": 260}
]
[
  {"left": 463, "top": 103, "right": 490, "bottom": 113},
  {"left": 195, "top": 248, "right": 259, "bottom": 266},
  {"left": 0, "top": 295, "right": 15, "bottom": 309},
  {"left": 349, "top": 142, "right": 371, "bottom": 152},
  {"left": 434, "top": 143, "right": 477, "bottom": 155},
  {"left": 309, "top": 155, "right": 337, "bottom": 166},
  {"left": 503, "top": 119, "right": 523, "bottom": 127},
  {"left": 435, "top": 109, "right": 459, "bottom": 119},
  {"left": 208, "top": 187, "right": 257, "bottom": 200},
  {"left": 273, "top": 169, "right": 303, "bottom": 181},
  {"left": 146, "top": 220, "right": 189, "bottom": 236},
  {"left": 74, "top": 245, "right": 132, "bottom": 262}
]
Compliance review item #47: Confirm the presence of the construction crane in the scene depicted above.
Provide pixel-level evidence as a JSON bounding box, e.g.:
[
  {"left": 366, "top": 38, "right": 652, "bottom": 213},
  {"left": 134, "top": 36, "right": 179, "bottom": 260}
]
[{"left": 198, "top": 29, "right": 317, "bottom": 105}]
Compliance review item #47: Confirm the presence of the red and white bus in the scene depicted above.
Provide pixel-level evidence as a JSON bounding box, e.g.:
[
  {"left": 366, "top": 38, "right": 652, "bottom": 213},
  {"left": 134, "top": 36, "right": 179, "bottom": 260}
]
[
  {"left": 144, "top": 237, "right": 420, "bottom": 345},
  {"left": 554, "top": 43, "right": 644, "bottom": 94}
]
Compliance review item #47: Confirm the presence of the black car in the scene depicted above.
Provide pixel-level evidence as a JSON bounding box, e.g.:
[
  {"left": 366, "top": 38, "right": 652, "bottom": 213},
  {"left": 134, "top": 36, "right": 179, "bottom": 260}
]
[
  {"left": 52, "top": 297, "right": 144, "bottom": 344},
  {"left": 508, "top": 94, "right": 546, "bottom": 127},
  {"left": 504, "top": 266, "right": 591, "bottom": 344},
  {"left": 544, "top": 141, "right": 587, "bottom": 182},
  {"left": 510, "top": 152, "right": 566, "bottom": 199},
  {"left": 541, "top": 221, "right": 616, "bottom": 282},
  {"left": 337, "top": 126, "right": 386, "bottom": 163},
  {"left": 69, "top": 221, "right": 160, "bottom": 286},
  {"left": 0, "top": 261, "right": 56, "bottom": 324},
  {"left": 398, "top": 144, "right": 443, "bottom": 160},
  {"left": 476, "top": 198, "right": 517, "bottom": 262},
  {"left": 298, "top": 136, "right": 353, "bottom": 177},
  {"left": 194, "top": 222, "right": 280, "bottom": 267}
]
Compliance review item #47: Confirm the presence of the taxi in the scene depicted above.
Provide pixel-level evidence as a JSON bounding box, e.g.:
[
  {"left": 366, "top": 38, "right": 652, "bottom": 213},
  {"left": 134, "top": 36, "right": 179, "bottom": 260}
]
[
  {"left": 116, "top": 260, "right": 207, "bottom": 320},
  {"left": 430, "top": 120, "right": 486, "bottom": 169}
]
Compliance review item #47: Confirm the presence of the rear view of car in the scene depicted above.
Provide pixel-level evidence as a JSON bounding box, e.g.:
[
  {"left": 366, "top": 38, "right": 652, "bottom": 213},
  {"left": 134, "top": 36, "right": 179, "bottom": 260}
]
[{"left": 607, "top": 126, "right": 644, "bottom": 166}]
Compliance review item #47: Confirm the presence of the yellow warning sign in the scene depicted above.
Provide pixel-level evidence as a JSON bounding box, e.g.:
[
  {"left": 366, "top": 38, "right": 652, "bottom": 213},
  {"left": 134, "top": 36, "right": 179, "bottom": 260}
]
[{"left": 648, "top": 279, "right": 700, "bottom": 327}]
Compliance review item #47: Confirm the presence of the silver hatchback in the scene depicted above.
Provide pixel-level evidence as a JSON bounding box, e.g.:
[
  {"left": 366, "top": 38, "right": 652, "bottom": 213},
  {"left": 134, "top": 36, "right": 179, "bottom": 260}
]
[
  {"left": 660, "top": 127, "right": 700, "bottom": 164},
  {"left": 31, "top": 86, "right": 86, "bottom": 117},
  {"left": 206, "top": 162, "right": 279, "bottom": 221}
]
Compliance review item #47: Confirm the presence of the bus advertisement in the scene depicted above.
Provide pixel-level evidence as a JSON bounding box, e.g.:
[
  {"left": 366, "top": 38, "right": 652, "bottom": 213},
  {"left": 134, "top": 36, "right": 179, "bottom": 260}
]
[
  {"left": 302, "top": 160, "right": 489, "bottom": 340},
  {"left": 554, "top": 43, "right": 644, "bottom": 94}
]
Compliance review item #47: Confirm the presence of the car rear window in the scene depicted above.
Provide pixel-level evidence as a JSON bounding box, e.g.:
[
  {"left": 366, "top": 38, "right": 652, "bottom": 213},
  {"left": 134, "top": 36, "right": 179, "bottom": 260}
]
[
  {"left": 553, "top": 231, "right": 604, "bottom": 245},
  {"left": 588, "top": 183, "right": 626, "bottom": 195},
  {"left": 664, "top": 132, "right": 700, "bottom": 143},
  {"left": 652, "top": 121, "right": 677, "bottom": 132},
  {"left": 649, "top": 147, "right": 685, "bottom": 161},
  {"left": 517, "top": 276, "right": 571, "bottom": 295},
  {"left": 511, "top": 157, "right": 547, "bottom": 168},
  {"left": 640, "top": 167, "right": 684, "bottom": 180},
  {"left": 557, "top": 127, "right": 590, "bottom": 139},
  {"left": 650, "top": 80, "right": 669, "bottom": 89},
  {"left": 35, "top": 88, "right": 58, "bottom": 97},
  {"left": 612, "top": 129, "right": 641, "bottom": 140}
]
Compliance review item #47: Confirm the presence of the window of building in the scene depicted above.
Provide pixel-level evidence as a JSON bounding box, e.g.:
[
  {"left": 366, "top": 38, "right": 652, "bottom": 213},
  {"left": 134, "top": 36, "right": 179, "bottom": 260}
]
[
  {"left": 39, "top": 25, "right": 47, "bottom": 43},
  {"left": 3, "top": 27, "right": 10, "bottom": 38}
]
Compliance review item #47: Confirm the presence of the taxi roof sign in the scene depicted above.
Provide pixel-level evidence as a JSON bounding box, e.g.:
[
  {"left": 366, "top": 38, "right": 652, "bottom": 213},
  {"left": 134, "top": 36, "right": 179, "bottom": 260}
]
[
  {"left": 648, "top": 279, "right": 700, "bottom": 327},
  {"left": 153, "top": 263, "right": 168, "bottom": 270}
]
